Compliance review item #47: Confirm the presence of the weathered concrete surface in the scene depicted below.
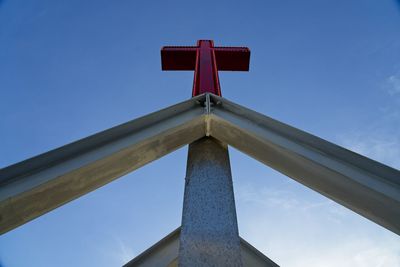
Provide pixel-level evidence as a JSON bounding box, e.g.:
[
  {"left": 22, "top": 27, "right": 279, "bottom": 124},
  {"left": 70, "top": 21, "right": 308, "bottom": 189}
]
[
  {"left": 179, "top": 137, "right": 242, "bottom": 266},
  {"left": 124, "top": 227, "right": 279, "bottom": 267}
]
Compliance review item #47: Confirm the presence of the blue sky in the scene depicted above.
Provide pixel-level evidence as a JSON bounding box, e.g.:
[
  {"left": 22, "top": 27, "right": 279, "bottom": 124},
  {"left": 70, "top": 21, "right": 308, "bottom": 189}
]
[{"left": 1, "top": 0, "right": 400, "bottom": 266}]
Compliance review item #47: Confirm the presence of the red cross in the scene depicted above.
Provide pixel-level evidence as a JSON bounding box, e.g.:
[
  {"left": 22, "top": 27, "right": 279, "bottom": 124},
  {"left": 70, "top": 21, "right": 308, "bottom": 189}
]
[{"left": 161, "top": 40, "right": 250, "bottom": 97}]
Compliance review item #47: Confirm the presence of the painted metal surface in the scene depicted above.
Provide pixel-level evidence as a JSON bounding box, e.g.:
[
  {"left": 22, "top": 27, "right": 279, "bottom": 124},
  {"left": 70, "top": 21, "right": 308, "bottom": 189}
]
[
  {"left": 179, "top": 138, "right": 242, "bottom": 266},
  {"left": 208, "top": 94, "right": 400, "bottom": 235},
  {"left": 0, "top": 95, "right": 207, "bottom": 234},
  {"left": 161, "top": 40, "right": 250, "bottom": 96},
  {"left": 1, "top": 93, "right": 399, "bottom": 236},
  {"left": 124, "top": 228, "right": 181, "bottom": 267}
]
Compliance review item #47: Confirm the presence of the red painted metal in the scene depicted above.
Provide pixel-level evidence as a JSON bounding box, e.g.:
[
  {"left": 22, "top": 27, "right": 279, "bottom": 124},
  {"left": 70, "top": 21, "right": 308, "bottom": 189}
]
[{"left": 161, "top": 40, "right": 250, "bottom": 97}]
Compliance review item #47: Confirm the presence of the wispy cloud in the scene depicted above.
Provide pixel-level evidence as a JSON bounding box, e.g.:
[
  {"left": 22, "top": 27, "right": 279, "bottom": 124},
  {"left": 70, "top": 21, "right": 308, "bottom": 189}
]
[
  {"left": 387, "top": 71, "right": 400, "bottom": 96},
  {"left": 112, "top": 236, "right": 136, "bottom": 265},
  {"left": 237, "top": 183, "right": 334, "bottom": 212},
  {"left": 235, "top": 71, "right": 400, "bottom": 267},
  {"left": 338, "top": 132, "right": 400, "bottom": 169},
  {"left": 336, "top": 71, "right": 400, "bottom": 169},
  {"left": 284, "top": 238, "right": 400, "bottom": 267},
  {"left": 236, "top": 183, "right": 400, "bottom": 267}
]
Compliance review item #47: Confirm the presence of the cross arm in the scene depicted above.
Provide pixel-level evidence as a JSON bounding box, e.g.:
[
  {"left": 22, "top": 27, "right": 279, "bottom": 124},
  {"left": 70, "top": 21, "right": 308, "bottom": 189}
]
[
  {"left": 214, "top": 47, "right": 250, "bottom": 71},
  {"left": 161, "top": 46, "right": 198, "bottom": 70}
]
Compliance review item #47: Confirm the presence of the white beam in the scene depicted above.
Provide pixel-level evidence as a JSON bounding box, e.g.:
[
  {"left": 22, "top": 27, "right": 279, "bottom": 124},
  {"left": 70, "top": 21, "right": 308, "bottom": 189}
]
[
  {"left": 0, "top": 95, "right": 207, "bottom": 234},
  {"left": 123, "top": 227, "right": 279, "bottom": 267},
  {"left": 209, "top": 94, "right": 400, "bottom": 235},
  {"left": 1, "top": 93, "right": 399, "bottom": 236}
]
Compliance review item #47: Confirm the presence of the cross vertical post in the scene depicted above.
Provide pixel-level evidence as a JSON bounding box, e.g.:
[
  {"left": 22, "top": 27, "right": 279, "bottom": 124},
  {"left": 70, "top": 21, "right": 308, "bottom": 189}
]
[{"left": 161, "top": 40, "right": 250, "bottom": 266}]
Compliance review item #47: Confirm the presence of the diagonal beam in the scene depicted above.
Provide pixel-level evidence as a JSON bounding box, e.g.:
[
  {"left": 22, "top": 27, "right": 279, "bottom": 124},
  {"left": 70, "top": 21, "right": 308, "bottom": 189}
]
[
  {"left": 123, "top": 227, "right": 279, "bottom": 267},
  {"left": 208, "top": 94, "right": 400, "bottom": 235},
  {"left": 0, "top": 95, "right": 208, "bottom": 234},
  {"left": 2, "top": 93, "right": 399, "bottom": 236}
]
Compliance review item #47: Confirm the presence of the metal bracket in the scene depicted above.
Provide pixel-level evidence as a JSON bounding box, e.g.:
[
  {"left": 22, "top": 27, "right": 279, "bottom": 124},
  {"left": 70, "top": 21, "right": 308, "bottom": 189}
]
[{"left": 205, "top": 93, "right": 211, "bottom": 136}]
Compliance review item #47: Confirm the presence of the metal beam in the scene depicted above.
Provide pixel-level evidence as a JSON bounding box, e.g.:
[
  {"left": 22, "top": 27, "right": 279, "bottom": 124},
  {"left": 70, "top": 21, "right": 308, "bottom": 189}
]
[
  {"left": 208, "top": 94, "right": 400, "bottom": 235},
  {"left": 0, "top": 95, "right": 207, "bottom": 234},
  {"left": 123, "top": 227, "right": 279, "bottom": 267},
  {"left": 1, "top": 93, "right": 399, "bottom": 236}
]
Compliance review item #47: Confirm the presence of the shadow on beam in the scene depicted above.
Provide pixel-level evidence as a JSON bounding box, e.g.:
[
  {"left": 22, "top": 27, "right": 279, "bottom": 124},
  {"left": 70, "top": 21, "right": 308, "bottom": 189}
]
[{"left": 0, "top": 95, "right": 207, "bottom": 234}]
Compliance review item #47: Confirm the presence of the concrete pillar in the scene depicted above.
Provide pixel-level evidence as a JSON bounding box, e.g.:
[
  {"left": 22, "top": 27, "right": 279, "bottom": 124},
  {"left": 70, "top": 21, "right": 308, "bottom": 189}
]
[{"left": 179, "top": 137, "right": 243, "bottom": 266}]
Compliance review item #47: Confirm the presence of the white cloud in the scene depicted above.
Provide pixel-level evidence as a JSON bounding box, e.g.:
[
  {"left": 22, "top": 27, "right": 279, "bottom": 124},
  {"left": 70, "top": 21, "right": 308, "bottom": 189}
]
[
  {"left": 236, "top": 183, "right": 400, "bottom": 267},
  {"left": 234, "top": 70, "right": 400, "bottom": 267},
  {"left": 335, "top": 72, "right": 400, "bottom": 169},
  {"left": 338, "top": 132, "right": 400, "bottom": 169},
  {"left": 387, "top": 72, "right": 400, "bottom": 96},
  {"left": 237, "top": 184, "right": 303, "bottom": 210},
  {"left": 286, "top": 239, "right": 400, "bottom": 267},
  {"left": 112, "top": 236, "right": 136, "bottom": 265}
]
